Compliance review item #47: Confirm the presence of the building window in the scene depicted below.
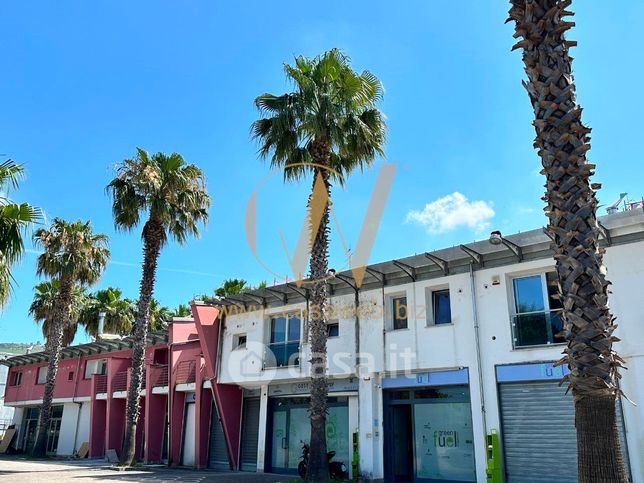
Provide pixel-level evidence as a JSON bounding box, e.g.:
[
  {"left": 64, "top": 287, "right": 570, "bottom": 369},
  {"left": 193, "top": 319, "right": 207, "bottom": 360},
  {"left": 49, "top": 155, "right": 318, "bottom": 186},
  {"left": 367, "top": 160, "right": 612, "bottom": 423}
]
[
  {"left": 431, "top": 289, "right": 452, "bottom": 325},
  {"left": 327, "top": 321, "right": 340, "bottom": 338},
  {"left": 67, "top": 371, "right": 74, "bottom": 381},
  {"left": 511, "top": 272, "right": 564, "bottom": 347},
  {"left": 391, "top": 296, "right": 408, "bottom": 330},
  {"left": 267, "top": 314, "right": 300, "bottom": 367},
  {"left": 37, "top": 367, "right": 48, "bottom": 385},
  {"left": 234, "top": 333, "right": 247, "bottom": 350},
  {"left": 84, "top": 359, "right": 107, "bottom": 379},
  {"left": 11, "top": 371, "right": 22, "bottom": 386}
]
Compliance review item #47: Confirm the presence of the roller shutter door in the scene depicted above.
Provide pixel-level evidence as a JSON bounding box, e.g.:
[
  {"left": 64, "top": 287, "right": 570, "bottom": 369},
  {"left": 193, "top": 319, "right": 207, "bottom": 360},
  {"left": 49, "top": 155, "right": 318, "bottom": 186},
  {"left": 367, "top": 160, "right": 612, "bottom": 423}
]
[
  {"left": 499, "top": 381, "right": 630, "bottom": 483},
  {"left": 208, "top": 402, "right": 230, "bottom": 471},
  {"left": 240, "top": 398, "right": 260, "bottom": 472}
]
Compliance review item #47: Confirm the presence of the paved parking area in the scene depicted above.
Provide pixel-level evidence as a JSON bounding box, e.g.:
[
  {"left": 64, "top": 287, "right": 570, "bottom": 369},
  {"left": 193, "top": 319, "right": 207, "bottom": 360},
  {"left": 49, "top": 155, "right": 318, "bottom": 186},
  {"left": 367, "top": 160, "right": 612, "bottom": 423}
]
[{"left": 0, "top": 457, "right": 293, "bottom": 482}]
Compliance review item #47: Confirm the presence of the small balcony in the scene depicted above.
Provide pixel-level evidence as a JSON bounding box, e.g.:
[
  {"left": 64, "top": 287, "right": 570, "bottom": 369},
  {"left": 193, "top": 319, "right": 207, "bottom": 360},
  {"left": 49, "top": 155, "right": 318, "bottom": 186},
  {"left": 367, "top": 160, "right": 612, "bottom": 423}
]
[
  {"left": 112, "top": 371, "right": 128, "bottom": 393},
  {"left": 94, "top": 374, "right": 107, "bottom": 394},
  {"left": 265, "top": 341, "right": 300, "bottom": 368},
  {"left": 150, "top": 364, "right": 169, "bottom": 388},
  {"left": 512, "top": 309, "right": 565, "bottom": 348},
  {"left": 175, "top": 360, "right": 196, "bottom": 385}
]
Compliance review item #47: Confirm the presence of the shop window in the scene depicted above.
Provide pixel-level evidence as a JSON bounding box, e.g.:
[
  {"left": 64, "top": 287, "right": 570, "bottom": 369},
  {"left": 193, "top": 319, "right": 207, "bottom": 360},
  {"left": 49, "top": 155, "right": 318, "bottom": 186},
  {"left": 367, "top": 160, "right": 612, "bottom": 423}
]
[
  {"left": 37, "top": 367, "right": 48, "bottom": 384},
  {"left": 327, "top": 321, "right": 339, "bottom": 338},
  {"left": 267, "top": 314, "right": 300, "bottom": 367},
  {"left": 511, "top": 272, "right": 564, "bottom": 347},
  {"left": 234, "top": 333, "right": 247, "bottom": 349},
  {"left": 387, "top": 295, "right": 408, "bottom": 330},
  {"left": 11, "top": 371, "right": 22, "bottom": 386},
  {"left": 427, "top": 288, "right": 451, "bottom": 325},
  {"left": 84, "top": 358, "right": 107, "bottom": 379}
]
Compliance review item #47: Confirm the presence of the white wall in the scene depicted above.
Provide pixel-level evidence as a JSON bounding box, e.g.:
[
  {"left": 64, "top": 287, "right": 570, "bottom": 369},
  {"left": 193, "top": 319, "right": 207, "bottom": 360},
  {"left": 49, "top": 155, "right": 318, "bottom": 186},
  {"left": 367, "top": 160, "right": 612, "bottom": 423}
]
[
  {"left": 222, "top": 236, "right": 644, "bottom": 482},
  {"left": 57, "top": 403, "right": 79, "bottom": 455}
]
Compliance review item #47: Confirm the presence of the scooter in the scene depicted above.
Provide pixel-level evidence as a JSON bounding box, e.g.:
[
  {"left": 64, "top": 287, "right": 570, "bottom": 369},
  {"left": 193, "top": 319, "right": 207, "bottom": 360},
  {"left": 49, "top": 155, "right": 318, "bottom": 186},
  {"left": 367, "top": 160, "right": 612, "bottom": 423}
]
[{"left": 298, "top": 442, "right": 348, "bottom": 480}]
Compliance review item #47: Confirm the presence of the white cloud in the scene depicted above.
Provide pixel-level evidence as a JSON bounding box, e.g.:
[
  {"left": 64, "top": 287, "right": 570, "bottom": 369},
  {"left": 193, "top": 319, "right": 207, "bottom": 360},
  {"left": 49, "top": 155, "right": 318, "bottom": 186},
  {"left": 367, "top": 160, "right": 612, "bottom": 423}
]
[{"left": 406, "top": 192, "right": 495, "bottom": 234}]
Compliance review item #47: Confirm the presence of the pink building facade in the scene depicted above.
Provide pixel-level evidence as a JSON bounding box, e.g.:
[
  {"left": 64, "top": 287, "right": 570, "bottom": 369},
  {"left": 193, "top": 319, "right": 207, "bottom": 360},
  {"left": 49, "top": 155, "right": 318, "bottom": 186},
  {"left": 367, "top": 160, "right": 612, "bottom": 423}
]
[{"left": 2, "top": 304, "right": 245, "bottom": 471}]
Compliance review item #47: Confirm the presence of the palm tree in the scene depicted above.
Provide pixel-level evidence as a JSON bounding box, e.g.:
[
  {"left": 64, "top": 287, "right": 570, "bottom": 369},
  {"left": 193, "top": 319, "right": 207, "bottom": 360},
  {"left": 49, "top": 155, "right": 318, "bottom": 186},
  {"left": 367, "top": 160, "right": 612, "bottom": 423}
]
[
  {"left": 29, "top": 280, "right": 88, "bottom": 349},
  {"left": 0, "top": 159, "right": 41, "bottom": 307},
  {"left": 252, "top": 49, "right": 386, "bottom": 480},
  {"left": 147, "top": 297, "right": 171, "bottom": 332},
  {"left": 80, "top": 287, "right": 135, "bottom": 338},
  {"left": 215, "top": 278, "right": 247, "bottom": 297},
  {"left": 31, "top": 219, "right": 109, "bottom": 457},
  {"left": 107, "top": 148, "right": 210, "bottom": 466},
  {"left": 507, "top": 2, "right": 628, "bottom": 481},
  {"left": 172, "top": 303, "right": 192, "bottom": 317}
]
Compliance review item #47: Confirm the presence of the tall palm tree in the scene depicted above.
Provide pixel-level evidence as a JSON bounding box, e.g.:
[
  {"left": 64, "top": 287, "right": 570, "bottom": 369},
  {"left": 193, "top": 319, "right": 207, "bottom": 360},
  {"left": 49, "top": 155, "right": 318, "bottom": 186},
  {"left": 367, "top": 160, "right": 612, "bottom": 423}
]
[
  {"left": 80, "top": 287, "right": 135, "bottom": 338},
  {"left": 107, "top": 148, "right": 210, "bottom": 466},
  {"left": 0, "top": 159, "right": 41, "bottom": 307},
  {"left": 31, "top": 219, "right": 109, "bottom": 457},
  {"left": 215, "top": 278, "right": 247, "bottom": 297},
  {"left": 507, "top": 2, "right": 628, "bottom": 481},
  {"left": 252, "top": 49, "right": 386, "bottom": 480},
  {"left": 29, "top": 280, "right": 88, "bottom": 349}
]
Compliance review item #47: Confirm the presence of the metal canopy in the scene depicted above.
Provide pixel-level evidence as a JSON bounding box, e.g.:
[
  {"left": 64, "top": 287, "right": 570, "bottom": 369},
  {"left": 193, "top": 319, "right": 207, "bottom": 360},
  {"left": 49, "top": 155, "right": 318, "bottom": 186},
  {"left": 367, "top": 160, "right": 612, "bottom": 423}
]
[
  {"left": 424, "top": 252, "right": 449, "bottom": 276},
  {"left": 1, "top": 329, "right": 169, "bottom": 368},
  {"left": 460, "top": 244, "right": 483, "bottom": 266},
  {"left": 392, "top": 259, "right": 416, "bottom": 281}
]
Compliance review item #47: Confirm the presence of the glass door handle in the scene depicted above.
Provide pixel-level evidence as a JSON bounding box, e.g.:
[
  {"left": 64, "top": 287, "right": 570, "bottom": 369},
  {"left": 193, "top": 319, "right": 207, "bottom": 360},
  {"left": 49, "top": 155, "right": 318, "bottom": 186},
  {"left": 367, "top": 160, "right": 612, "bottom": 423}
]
[{"left": 282, "top": 437, "right": 287, "bottom": 449}]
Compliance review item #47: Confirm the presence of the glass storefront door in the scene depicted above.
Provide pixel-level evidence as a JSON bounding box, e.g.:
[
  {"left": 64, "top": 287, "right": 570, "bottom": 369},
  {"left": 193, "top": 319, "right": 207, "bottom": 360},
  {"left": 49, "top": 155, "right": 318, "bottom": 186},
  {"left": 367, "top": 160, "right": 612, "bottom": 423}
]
[
  {"left": 267, "top": 397, "right": 349, "bottom": 474},
  {"left": 384, "top": 386, "right": 475, "bottom": 482}
]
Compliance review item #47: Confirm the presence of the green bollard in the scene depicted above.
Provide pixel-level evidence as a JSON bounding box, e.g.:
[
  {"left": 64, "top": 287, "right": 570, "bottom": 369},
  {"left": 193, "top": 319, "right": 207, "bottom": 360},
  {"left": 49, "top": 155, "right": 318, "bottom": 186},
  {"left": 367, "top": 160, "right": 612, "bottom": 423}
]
[{"left": 486, "top": 429, "right": 503, "bottom": 483}]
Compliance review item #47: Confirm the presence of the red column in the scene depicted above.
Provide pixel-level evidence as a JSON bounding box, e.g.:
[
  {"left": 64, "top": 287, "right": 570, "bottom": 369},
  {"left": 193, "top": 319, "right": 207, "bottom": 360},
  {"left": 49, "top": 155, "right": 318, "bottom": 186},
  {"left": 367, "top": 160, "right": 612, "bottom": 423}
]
[
  {"left": 89, "top": 374, "right": 107, "bottom": 458},
  {"left": 195, "top": 360, "right": 213, "bottom": 469}
]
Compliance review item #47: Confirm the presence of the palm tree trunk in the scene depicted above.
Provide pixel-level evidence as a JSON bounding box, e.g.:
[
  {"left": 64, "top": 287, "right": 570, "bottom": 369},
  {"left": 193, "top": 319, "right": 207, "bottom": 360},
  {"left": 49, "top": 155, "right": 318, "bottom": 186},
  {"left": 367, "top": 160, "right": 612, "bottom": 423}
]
[
  {"left": 120, "top": 219, "right": 163, "bottom": 466},
  {"left": 32, "top": 277, "right": 73, "bottom": 457},
  {"left": 307, "top": 140, "right": 331, "bottom": 482},
  {"left": 507, "top": 1, "right": 628, "bottom": 481}
]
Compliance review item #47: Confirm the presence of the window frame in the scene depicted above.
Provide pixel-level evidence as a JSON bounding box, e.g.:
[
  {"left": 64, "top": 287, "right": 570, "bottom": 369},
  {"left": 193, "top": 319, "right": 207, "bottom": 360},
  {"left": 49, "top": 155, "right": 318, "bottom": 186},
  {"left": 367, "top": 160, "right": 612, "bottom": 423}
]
[
  {"left": 386, "top": 293, "right": 409, "bottom": 331},
  {"left": 36, "top": 366, "right": 48, "bottom": 385},
  {"left": 11, "top": 371, "right": 22, "bottom": 386},
  {"left": 327, "top": 321, "right": 340, "bottom": 338},
  {"left": 425, "top": 286, "right": 452, "bottom": 326},
  {"left": 509, "top": 271, "right": 564, "bottom": 348},
  {"left": 233, "top": 333, "right": 247, "bottom": 350},
  {"left": 84, "top": 358, "right": 108, "bottom": 379},
  {"left": 266, "top": 312, "right": 302, "bottom": 368}
]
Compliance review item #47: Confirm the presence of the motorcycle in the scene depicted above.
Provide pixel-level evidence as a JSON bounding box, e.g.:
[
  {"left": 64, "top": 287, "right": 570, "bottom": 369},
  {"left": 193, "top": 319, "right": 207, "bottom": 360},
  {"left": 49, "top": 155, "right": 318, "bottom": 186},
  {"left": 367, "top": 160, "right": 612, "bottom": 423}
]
[{"left": 297, "top": 441, "right": 348, "bottom": 480}]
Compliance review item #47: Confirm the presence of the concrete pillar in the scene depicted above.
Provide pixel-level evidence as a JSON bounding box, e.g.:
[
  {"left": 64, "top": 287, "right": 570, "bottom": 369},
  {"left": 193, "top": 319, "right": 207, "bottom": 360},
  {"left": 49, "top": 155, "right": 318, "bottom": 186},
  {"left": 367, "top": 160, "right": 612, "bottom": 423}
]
[
  {"left": 358, "top": 375, "right": 384, "bottom": 481},
  {"left": 256, "top": 384, "right": 269, "bottom": 472}
]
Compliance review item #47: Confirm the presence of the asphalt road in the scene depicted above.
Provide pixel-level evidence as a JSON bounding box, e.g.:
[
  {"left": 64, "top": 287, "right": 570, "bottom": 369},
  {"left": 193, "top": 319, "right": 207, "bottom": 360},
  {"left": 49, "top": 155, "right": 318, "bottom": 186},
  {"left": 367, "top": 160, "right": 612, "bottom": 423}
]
[{"left": 0, "top": 457, "right": 293, "bottom": 483}]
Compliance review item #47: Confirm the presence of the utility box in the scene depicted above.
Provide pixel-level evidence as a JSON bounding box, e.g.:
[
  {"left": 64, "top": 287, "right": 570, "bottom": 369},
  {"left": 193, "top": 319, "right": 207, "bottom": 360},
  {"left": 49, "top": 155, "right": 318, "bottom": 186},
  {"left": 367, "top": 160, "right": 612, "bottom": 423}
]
[{"left": 486, "top": 429, "right": 503, "bottom": 483}]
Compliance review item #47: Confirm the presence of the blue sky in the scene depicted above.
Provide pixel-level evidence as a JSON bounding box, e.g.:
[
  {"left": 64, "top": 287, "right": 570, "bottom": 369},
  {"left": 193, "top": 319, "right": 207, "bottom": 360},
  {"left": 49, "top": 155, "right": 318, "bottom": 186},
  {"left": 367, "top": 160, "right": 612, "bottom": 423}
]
[{"left": 1, "top": 1, "right": 643, "bottom": 344}]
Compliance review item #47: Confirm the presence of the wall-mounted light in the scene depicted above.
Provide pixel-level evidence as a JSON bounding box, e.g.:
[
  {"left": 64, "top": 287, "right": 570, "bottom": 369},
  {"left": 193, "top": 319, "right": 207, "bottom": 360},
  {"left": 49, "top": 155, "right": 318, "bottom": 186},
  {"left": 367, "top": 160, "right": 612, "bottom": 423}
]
[{"left": 488, "top": 230, "right": 523, "bottom": 261}]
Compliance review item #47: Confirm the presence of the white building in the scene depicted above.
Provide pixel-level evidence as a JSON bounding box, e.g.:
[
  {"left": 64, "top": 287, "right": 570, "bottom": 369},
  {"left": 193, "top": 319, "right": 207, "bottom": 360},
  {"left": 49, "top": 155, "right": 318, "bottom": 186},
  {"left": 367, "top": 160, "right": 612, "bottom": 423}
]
[{"left": 215, "top": 209, "right": 644, "bottom": 483}]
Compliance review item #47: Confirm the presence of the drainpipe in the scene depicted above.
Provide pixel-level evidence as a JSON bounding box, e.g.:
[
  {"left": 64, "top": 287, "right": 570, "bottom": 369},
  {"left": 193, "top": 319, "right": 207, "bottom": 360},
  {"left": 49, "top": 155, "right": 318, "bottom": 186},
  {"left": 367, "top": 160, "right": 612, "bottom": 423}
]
[
  {"left": 469, "top": 263, "right": 487, "bottom": 436},
  {"left": 71, "top": 354, "right": 83, "bottom": 454}
]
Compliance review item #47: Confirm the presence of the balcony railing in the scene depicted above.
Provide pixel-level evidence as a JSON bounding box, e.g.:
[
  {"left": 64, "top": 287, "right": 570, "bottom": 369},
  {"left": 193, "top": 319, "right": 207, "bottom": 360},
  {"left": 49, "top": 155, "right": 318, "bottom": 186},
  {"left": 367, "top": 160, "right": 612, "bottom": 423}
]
[
  {"left": 265, "top": 342, "right": 300, "bottom": 368},
  {"left": 175, "top": 360, "right": 196, "bottom": 385},
  {"left": 112, "top": 371, "right": 128, "bottom": 393},
  {"left": 512, "top": 309, "right": 565, "bottom": 348},
  {"left": 94, "top": 375, "right": 107, "bottom": 394},
  {"left": 150, "top": 364, "right": 169, "bottom": 388}
]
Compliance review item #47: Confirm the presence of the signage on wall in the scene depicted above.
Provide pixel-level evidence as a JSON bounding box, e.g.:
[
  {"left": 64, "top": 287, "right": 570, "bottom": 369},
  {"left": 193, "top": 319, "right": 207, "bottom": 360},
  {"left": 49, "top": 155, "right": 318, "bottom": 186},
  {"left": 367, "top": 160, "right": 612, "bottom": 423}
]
[
  {"left": 496, "top": 362, "right": 570, "bottom": 383},
  {"left": 269, "top": 377, "right": 358, "bottom": 396},
  {"left": 382, "top": 368, "right": 469, "bottom": 389}
]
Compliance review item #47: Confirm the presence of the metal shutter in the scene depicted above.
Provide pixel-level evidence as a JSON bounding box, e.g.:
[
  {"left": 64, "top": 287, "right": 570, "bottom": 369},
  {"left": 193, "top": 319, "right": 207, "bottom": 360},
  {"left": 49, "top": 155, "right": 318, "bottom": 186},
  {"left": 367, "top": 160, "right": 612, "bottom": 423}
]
[
  {"left": 208, "top": 401, "right": 230, "bottom": 471},
  {"left": 499, "top": 381, "right": 630, "bottom": 483},
  {"left": 240, "top": 398, "right": 260, "bottom": 472}
]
